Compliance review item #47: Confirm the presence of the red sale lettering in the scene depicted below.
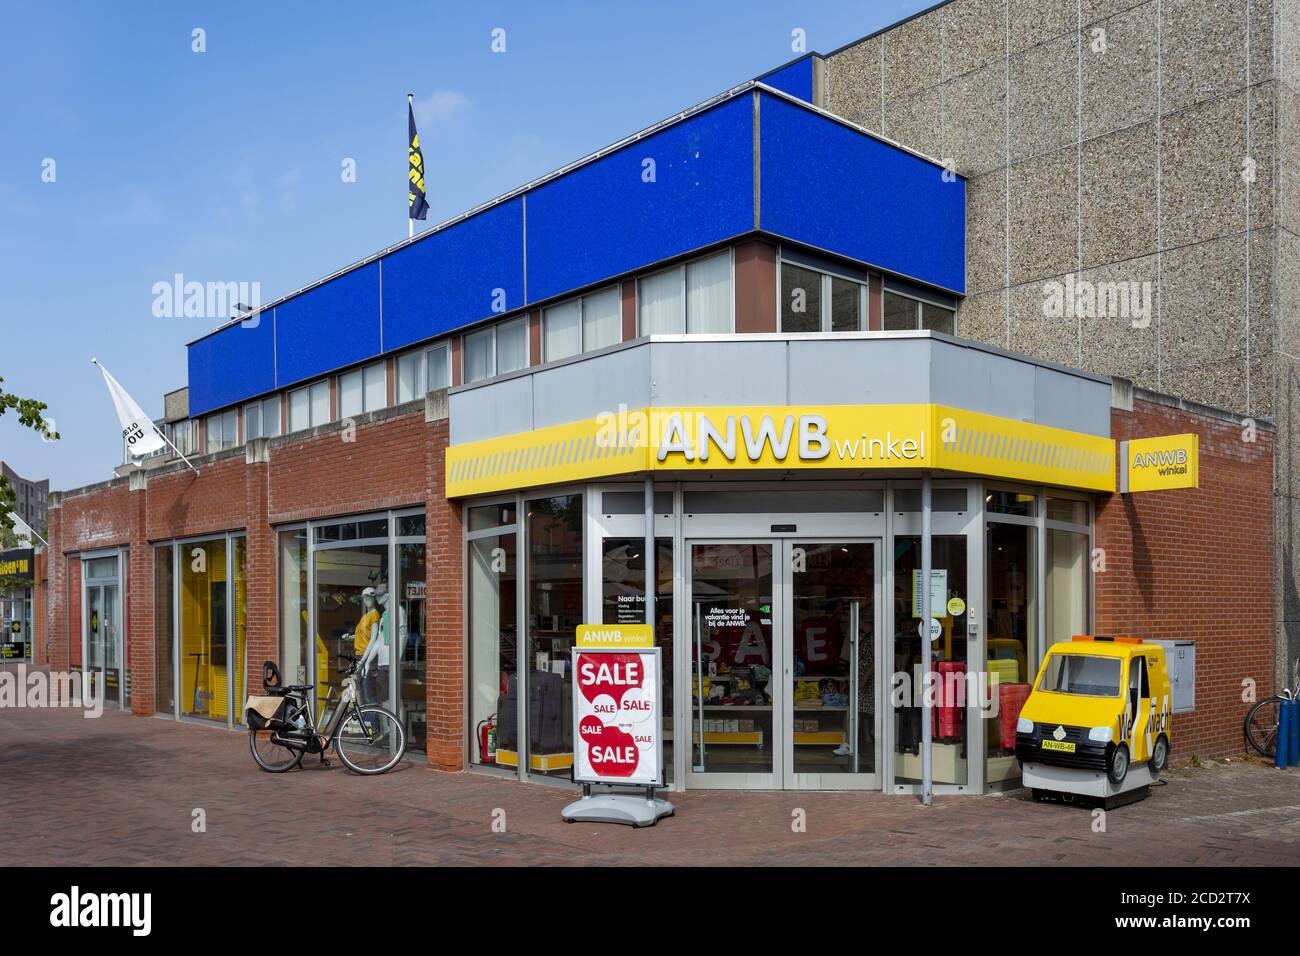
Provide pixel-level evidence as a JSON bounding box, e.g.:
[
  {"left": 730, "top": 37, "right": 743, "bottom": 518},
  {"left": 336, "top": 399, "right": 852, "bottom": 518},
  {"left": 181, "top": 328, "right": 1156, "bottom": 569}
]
[{"left": 577, "top": 652, "right": 645, "bottom": 707}]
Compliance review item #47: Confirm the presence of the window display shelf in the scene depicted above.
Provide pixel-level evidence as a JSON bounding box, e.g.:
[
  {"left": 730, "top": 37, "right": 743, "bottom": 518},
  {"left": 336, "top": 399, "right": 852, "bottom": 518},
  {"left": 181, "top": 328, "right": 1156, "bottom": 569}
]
[
  {"left": 698, "top": 704, "right": 771, "bottom": 710},
  {"left": 795, "top": 705, "right": 848, "bottom": 711},
  {"left": 793, "top": 731, "right": 846, "bottom": 746},
  {"left": 494, "top": 749, "right": 574, "bottom": 772}
]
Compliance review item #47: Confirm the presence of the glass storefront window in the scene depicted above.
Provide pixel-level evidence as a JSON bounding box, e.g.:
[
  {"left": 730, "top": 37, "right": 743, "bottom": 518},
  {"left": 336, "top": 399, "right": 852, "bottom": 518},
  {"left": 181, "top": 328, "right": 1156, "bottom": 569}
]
[
  {"left": 469, "top": 502, "right": 516, "bottom": 532},
  {"left": 602, "top": 536, "right": 673, "bottom": 783},
  {"left": 790, "top": 542, "right": 875, "bottom": 776},
  {"left": 525, "top": 494, "right": 583, "bottom": 777},
  {"left": 469, "top": 531, "right": 517, "bottom": 767},
  {"left": 154, "top": 545, "right": 174, "bottom": 714},
  {"left": 179, "top": 538, "right": 229, "bottom": 722},
  {"left": 985, "top": 521, "right": 1035, "bottom": 787},
  {"left": 1047, "top": 497, "right": 1088, "bottom": 525},
  {"left": 313, "top": 542, "right": 388, "bottom": 715},
  {"left": 691, "top": 543, "right": 775, "bottom": 774},
  {"left": 987, "top": 490, "right": 1036, "bottom": 516},
  {"left": 279, "top": 528, "right": 309, "bottom": 686},
  {"left": 1047, "top": 528, "right": 1089, "bottom": 645},
  {"left": 232, "top": 536, "right": 248, "bottom": 722},
  {"left": 892, "top": 535, "right": 969, "bottom": 786},
  {"left": 395, "top": 541, "right": 426, "bottom": 750}
]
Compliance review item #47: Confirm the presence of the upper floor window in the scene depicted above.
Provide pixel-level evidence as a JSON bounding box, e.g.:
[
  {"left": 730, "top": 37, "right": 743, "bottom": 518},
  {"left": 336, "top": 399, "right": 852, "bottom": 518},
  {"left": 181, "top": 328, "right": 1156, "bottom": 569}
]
[
  {"left": 338, "top": 361, "right": 386, "bottom": 419},
  {"left": 464, "top": 316, "right": 528, "bottom": 384},
  {"left": 543, "top": 286, "right": 621, "bottom": 362},
  {"left": 638, "top": 250, "right": 731, "bottom": 336},
  {"left": 170, "top": 420, "right": 195, "bottom": 456},
  {"left": 205, "top": 408, "right": 239, "bottom": 453},
  {"left": 288, "top": 380, "right": 330, "bottom": 432},
  {"left": 396, "top": 342, "right": 450, "bottom": 403},
  {"left": 244, "top": 396, "right": 281, "bottom": 441},
  {"left": 779, "top": 260, "right": 865, "bottom": 332},
  {"left": 883, "top": 289, "right": 956, "bottom": 335}
]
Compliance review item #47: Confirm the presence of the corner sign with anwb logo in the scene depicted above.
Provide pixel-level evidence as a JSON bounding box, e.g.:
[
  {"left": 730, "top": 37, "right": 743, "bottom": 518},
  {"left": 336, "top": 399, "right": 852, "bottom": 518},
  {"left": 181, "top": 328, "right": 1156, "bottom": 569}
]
[
  {"left": 1120, "top": 433, "right": 1199, "bottom": 493},
  {"left": 445, "top": 404, "right": 1118, "bottom": 497}
]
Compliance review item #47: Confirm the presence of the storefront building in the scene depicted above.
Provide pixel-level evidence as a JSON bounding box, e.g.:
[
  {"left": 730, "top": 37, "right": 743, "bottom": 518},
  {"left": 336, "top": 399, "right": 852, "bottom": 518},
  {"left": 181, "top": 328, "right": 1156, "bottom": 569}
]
[{"left": 43, "top": 65, "right": 1275, "bottom": 792}]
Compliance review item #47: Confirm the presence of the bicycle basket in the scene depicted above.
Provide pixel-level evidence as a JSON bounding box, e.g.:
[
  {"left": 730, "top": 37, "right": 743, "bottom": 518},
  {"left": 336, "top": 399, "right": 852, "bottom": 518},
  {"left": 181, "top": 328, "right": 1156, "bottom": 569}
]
[{"left": 245, "top": 695, "right": 289, "bottom": 731}]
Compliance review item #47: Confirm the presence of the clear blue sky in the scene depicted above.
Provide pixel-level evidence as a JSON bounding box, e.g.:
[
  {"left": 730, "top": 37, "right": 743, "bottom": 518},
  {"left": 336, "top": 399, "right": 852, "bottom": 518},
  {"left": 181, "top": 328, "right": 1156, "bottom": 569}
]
[{"left": 0, "top": 0, "right": 931, "bottom": 492}]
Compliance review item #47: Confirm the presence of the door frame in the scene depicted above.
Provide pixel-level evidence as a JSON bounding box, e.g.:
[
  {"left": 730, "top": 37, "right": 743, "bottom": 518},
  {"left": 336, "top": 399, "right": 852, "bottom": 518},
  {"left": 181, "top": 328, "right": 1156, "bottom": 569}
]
[
  {"left": 780, "top": 537, "right": 883, "bottom": 791},
  {"left": 683, "top": 537, "right": 783, "bottom": 791},
  {"left": 884, "top": 481, "right": 983, "bottom": 795},
  {"left": 80, "top": 547, "right": 125, "bottom": 711}
]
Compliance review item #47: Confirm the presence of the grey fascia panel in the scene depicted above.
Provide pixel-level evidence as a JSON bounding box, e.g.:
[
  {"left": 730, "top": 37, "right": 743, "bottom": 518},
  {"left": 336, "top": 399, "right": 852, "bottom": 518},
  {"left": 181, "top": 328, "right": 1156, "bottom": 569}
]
[
  {"left": 448, "top": 373, "right": 535, "bottom": 445},
  {"left": 787, "top": 338, "right": 931, "bottom": 405},
  {"left": 531, "top": 345, "right": 652, "bottom": 430},
  {"left": 448, "top": 334, "right": 1113, "bottom": 445},
  {"left": 1033, "top": 365, "right": 1111, "bottom": 437},
  {"left": 929, "top": 341, "right": 1037, "bottom": 424},
  {"left": 648, "top": 340, "right": 789, "bottom": 406}
]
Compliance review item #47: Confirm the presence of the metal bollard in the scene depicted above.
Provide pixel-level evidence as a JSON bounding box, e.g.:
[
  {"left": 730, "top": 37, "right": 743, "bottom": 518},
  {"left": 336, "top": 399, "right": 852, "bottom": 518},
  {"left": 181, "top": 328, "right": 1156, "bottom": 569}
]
[
  {"left": 1278, "top": 699, "right": 1292, "bottom": 770},
  {"left": 1291, "top": 698, "right": 1300, "bottom": 768}
]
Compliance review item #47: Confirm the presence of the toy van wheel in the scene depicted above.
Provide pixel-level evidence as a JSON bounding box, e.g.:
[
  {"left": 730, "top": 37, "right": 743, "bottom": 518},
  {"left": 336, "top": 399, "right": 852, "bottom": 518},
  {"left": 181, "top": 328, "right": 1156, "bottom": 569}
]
[
  {"left": 1107, "top": 743, "right": 1130, "bottom": 785},
  {"left": 1031, "top": 788, "right": 1048, "bottom": 802},
  {"left": 1150, "top": 735, "right": 1169, "bottom": 775}
]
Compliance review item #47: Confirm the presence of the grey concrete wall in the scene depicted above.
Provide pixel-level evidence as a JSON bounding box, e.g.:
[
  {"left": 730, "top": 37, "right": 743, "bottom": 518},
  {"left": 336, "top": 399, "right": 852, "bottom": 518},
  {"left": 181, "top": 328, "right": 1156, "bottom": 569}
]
[{"left": 826, "top": 0, "right": 1297, "bottom": 687}]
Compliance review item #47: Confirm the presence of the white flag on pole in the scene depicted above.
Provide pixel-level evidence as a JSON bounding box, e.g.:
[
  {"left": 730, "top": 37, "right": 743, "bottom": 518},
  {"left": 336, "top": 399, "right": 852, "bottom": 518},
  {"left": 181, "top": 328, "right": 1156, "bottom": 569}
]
[
  {"left": 93, "top": 358, "right": 166, "bottom": 457},
  {"left": 6, "top": 511, "right": 45, "bottom": 546}
]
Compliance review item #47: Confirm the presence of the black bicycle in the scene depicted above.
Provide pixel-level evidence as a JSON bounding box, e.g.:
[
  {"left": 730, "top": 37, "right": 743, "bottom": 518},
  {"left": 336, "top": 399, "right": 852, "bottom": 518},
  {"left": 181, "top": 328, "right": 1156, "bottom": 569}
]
[
  {"left": 1243, "top": 662, "right": 1298, "bottom": 759},
  {"left": 247, "top": 654, "right": 405, "bottom": 775}
]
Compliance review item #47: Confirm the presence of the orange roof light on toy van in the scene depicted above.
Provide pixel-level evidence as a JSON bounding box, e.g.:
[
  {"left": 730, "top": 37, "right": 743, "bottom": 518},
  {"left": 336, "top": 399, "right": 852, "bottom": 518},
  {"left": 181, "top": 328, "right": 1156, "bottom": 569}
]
[{"left": 1071, "top": 634, "right": 1093, "bottom": 642}]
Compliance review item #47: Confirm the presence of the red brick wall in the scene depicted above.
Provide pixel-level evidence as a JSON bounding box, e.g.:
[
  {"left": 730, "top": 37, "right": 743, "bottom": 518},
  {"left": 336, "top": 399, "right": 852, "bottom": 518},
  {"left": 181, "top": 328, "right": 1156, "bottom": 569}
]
[
  {"left": 1096, "top": 397, "right": 1275, "bottom": 759},
  {"left": 48, "top": 406, "right": 465, "bottom": 769}
]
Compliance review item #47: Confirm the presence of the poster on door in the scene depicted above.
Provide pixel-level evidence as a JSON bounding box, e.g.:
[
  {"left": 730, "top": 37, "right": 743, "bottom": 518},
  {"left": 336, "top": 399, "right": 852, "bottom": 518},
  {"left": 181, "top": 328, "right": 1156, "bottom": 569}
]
[{"left": 571, "top": 646, "right": 662, "bottom": 787}]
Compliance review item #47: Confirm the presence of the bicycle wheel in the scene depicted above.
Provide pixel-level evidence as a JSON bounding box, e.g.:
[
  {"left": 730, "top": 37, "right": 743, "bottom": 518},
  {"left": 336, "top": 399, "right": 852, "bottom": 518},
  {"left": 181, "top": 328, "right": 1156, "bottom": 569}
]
[
  {"left": 334, "top": 705, "right": 406, "bottom": 775},
  {"left": 1244, "top": 696, "right": 1284, "bottom": 758},
  {"left": 249, "top": 729, "right": 305, "bottom": 773}
]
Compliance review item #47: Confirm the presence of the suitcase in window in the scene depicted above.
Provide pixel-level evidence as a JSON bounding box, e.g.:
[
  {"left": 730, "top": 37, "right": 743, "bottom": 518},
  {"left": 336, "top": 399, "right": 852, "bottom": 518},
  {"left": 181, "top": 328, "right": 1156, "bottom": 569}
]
[
  {"left": 932, "top": 661, "right": 966, "bottom": 741},
  {"left": 998, "top": 682, "right": 1031, "bottom": 751}
]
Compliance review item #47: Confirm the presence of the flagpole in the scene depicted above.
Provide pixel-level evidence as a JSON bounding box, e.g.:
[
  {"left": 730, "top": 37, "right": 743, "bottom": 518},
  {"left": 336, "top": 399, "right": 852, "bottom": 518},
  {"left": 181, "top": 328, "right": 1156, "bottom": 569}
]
[
  {"left": 152, "top": 423, "right": 201, "bottom": 476},
  {"left": 407, "top": 92, "right": 415, "bottom": 240}
]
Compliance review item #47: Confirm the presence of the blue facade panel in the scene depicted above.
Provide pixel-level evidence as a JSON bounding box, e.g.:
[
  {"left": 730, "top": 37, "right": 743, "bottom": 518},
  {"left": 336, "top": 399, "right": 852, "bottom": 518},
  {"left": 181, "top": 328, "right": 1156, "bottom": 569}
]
[
  {"left": 758, "top": 92, "right": 966, "bottom": 293},
  {"left": 187, "top": 313, "right": 276, "bottom": 417},
  {"left": 274, "top": 261, "right": 382, "bottom": 388},
  {"left": 382, "top": 196, "right": 524, "bottom": 352},
  {"left": 758, "top": 57, "right": 814, "bottom": 103},
  {"left": 523, "top": 95, "right": 756, "bottom": 303}
]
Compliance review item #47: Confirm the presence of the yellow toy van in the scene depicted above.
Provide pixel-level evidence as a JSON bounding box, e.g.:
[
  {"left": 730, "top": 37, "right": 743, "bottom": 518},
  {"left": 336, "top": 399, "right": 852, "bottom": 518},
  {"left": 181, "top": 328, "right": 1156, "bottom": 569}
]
[{"left": 1015, "top": 636, "right": 1172, "bottom": 795}]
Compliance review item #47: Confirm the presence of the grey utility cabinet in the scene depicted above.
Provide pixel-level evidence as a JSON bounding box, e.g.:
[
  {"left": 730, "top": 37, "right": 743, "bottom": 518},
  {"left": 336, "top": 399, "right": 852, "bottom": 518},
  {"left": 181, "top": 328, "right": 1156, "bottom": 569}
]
[{"left": 1151, "top": 640, "right": 1196, "bottom": 714}]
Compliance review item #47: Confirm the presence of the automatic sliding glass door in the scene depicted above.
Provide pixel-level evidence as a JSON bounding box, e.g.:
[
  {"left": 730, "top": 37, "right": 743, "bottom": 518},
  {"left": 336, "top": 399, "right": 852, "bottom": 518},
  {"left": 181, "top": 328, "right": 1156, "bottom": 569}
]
[
  {"left": 783, "top": 540, "right": 880, "bottom": 790},
  {"left": 687, "top": 541, "right": 779, "bottom": 789}
]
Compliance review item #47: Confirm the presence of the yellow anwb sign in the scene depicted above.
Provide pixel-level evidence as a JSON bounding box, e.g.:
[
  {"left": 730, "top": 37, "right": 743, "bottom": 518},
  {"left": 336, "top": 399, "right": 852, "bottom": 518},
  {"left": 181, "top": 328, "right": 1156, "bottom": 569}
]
[
  {"left": 575, "top": 624, "right": 655, "bottom": 648},
  {"left": 1121, "top": 433, "right": 1199, "bottom": 492}
]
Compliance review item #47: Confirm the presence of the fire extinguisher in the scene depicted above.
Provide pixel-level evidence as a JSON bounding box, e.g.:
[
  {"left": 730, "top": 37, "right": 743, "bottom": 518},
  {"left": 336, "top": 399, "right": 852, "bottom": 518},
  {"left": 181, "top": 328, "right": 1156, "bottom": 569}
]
[{"left": 477, "top": 714, "right": 497, "bottom": 764}]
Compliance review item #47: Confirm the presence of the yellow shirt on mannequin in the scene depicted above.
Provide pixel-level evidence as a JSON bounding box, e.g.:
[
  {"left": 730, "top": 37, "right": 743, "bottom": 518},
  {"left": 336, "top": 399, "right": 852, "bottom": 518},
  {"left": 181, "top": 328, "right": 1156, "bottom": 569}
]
[{"left": 354, "top": 609, "right": 380, "bottom": 655}]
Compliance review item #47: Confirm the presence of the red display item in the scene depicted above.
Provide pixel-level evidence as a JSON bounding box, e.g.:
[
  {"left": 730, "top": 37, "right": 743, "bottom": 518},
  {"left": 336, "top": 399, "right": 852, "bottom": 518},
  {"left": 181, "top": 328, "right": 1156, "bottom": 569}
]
[
  {"left": 998, "top": 682, "right": 1031, "bottom": 751},
  {"left": 933, "top": 661, "right": 966, "bottom": 740}
]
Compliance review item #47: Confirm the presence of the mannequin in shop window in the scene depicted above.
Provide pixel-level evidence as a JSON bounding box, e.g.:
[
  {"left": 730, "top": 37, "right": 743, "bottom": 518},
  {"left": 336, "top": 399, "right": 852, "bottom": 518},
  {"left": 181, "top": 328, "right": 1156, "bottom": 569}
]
[
  {"left": 354, "top": 587, "right": 380, "bottom": 704},
  {"left": 359, "top": 583, "right": 405, "bottom": 710}
]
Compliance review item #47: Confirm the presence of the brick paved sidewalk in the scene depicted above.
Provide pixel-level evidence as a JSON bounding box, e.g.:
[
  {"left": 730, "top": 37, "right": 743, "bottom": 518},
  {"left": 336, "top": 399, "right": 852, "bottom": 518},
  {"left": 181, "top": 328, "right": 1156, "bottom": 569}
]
[{"left": 3, "top": 706, "right": 1298, "bottom": 866}]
